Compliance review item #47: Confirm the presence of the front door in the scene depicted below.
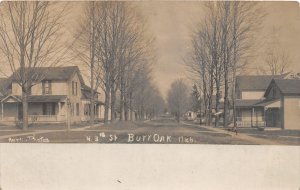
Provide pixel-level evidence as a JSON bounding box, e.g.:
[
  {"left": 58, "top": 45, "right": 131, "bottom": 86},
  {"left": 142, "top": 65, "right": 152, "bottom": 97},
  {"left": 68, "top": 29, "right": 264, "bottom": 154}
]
[{"left": 265, "top": 108, "right": 280, "bottom": 127}]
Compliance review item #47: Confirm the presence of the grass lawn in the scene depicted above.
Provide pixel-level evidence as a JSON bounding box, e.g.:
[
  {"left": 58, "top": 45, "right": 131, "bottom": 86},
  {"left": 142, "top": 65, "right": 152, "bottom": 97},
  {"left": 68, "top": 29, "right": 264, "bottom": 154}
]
[
  {"left": 0, "top": 121, "right": 101, "bottom": 131},
  {"left": 237, "top": 128, "right": 300, "bottom": 137},
  {"left": 233, "top": 128, "right": 300, "bottom": 145}
]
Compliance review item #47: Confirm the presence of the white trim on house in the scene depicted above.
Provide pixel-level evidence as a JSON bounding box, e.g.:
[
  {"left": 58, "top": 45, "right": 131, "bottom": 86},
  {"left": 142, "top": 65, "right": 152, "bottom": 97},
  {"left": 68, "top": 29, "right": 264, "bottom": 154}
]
[{"left": 1, "top": 95, "right": 21, "bottom": 103}]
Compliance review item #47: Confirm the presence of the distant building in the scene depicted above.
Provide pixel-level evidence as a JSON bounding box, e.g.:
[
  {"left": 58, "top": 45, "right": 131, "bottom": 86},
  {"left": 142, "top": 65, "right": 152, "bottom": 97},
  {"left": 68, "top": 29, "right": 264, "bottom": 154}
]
[
  {"left": 0, "top": 66, "right": 104, "bottom": 124},
  {"left": 184, "top": 110, "right": 198, "bottom": 121}
]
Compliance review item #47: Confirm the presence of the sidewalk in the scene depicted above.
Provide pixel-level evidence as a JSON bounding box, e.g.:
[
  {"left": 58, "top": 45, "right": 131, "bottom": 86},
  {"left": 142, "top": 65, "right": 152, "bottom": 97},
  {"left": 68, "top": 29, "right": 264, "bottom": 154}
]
[
  {"left": 182, "top": 122, "right": 282, "bottom": 145},
  {"left": 0, "top": 122, "right": 104, "bottom": 140}
]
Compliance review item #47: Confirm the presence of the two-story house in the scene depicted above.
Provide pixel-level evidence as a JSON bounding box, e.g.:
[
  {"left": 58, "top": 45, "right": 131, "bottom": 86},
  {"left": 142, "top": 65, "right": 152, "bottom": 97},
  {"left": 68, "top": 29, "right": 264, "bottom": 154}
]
[
  {"left": 0, "top": 66, "right": 104, "bottom": 124},
  {"left": 235, "top": 74, "right": 288, "bottom": 127}
]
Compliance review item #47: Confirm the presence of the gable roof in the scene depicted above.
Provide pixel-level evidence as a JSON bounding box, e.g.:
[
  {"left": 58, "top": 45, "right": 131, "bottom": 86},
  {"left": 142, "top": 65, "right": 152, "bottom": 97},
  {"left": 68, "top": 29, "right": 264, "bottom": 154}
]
[
  {"left": 0, "top": 94, "right": 22, "bottom": 103},
  {"left": 11, "top": 66, "right": 85, "bottom": 84},
  {"left": 236, "top": 74, "right": 288, "bottom": 91},
  {"left": 2, "top": 66, "right": 104, "bottom": 97},
  {"left": 81, "top": 83, "right": 101, "bottom": 99},
  {"left": 265, "top": 79, "right": 300, "bottom": 96}
]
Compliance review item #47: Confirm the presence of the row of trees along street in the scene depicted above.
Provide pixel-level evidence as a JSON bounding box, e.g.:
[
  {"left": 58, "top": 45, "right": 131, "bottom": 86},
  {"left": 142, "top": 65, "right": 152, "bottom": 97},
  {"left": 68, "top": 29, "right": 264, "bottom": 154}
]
[
  {"left": 0, "top": 2, "right": 165, "bottom": 130},
  {"left": 185, "top": 2, "right": 265, "bottom": 128},
  {"left": 73, "top": 2, "right": 165, "bottom": 124}
]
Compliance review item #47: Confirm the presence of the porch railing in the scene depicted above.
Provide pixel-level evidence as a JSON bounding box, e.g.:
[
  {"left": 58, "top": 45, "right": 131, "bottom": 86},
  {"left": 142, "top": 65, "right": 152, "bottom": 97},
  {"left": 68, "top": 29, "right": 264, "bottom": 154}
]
[
  {"left": 28, "top": 115, "right": 58, "bottom": 122},
  {"left": 236, "top": 117, "right": 265, "bottom": 128},
  {"left": 81, "top": 115, "right": 101, "bottom": 121}
]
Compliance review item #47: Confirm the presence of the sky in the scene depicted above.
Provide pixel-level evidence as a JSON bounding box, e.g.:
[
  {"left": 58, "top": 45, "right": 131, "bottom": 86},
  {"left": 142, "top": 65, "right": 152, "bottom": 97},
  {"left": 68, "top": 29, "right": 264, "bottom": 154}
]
[
  {"left": 1, "top": 1, "right": 299, "bottom": 99},
  {"left": 136, "top": 1, "right": 300, "bottom": 98}
]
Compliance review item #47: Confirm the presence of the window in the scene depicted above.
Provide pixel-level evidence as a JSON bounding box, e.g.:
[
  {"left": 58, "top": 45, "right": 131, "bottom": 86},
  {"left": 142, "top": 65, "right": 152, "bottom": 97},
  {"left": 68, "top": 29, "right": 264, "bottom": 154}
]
[
  {"left": 84, "top": 104, "right": 90, "bottom": 116},
  {"left": 42, "top": 80, "right": 52, "bottom": 95},
  {"left": 42, "top": 103, "right": 55, "bottom": 115},
  {"left": 72, "top": 81, "right": 78, "bottom": 96},
  {"left": 71, "top": 103, "right": 75, "bottom": 116},
  {"left": 76, "top": 103, "right": 79, "bottom": 116}
]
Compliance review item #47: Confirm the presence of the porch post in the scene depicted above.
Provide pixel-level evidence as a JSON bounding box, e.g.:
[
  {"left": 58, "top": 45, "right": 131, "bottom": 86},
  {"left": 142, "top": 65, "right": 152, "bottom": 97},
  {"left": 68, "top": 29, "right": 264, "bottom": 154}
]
[
  {"left": 251, "top": 108, "right": 254, "bottom": 127},
  {"left": 255, "top": 108, "right": 258, "bottom": 127},
  {"left": 1, "top": 102, "right": 3, "bottom": 120},
  {"left": 17, "top": 103, "right": 19, "bottom": 121},
  {"left": 58, "top": 102, "right": 61, "bottom": 121},
  {"left": 96, "top": 104, "right": 99, "bottom": 119},
  {"left": 94, "top": 104, "right": 96, "bottom": 119},
  {"left": 264, "top": 107, "right": 266, "bottom": 127},
  {"left": 99, "top": 104, "right": 102, "bottom": 119}
]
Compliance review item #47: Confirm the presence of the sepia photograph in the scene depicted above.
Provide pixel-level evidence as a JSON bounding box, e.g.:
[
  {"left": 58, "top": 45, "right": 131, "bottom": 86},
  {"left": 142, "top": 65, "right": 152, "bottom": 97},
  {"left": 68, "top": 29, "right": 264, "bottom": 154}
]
[
  {"left": 0, "top": 1, "right": 299, "bottom": 145},
  {"left": 0, "top": 1, "right": 300, "bottom": 190}
]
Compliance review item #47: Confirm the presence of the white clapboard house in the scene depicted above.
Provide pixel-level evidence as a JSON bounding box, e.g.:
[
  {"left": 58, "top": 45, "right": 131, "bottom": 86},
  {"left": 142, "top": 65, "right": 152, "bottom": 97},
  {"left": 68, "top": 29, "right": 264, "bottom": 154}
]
[
  {"left": 234, "top": 73, "right": 300, "bottom": 130},
  {"left": 0, "top": 66, "right": 104, "bottom": 124}
]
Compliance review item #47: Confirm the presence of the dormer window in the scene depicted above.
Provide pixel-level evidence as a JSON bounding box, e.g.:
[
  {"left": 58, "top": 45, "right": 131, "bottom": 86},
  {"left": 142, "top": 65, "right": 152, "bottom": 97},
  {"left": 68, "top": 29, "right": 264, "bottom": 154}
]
[
  {"left": 72, "top": 81, "right": 78, "bottom": 96},
  {"left": 42, "top": 80, "right": 52, "bottom": 95}
]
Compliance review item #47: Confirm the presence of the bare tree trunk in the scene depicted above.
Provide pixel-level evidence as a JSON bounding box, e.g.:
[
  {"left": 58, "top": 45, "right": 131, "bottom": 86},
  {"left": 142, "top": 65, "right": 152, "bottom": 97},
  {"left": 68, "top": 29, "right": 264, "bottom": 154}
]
[
  {"left": 129, "top": 92, "right": 133, "bottom": 121},
  {"left": 215, "top": 83, "right": 220, "bottom": 127},
  {"left": 141, "top": 104, "right": 144, "bottom": 120},
  {"left": 208, "top": 73, "right": 213, "bottom": 126},
  {"left": 104, "top": 86, "right": 110, "bottom": 123},
  {"left": 202, "top": 77, "right": 208, "bottom": 126},
  {"left": 124, "top": 91, "right": 129, "bottom": 121},
  {"left": 232, "top": 71, "right": 237, "bottom": 128},
  {"left": 90, "top": 2, "right": 95, "bottom": 127},
  {"left": 232, "top": 43, "right": 237, "bottom": 128},
  {"left": 120, "top": 76, "right": 125, "bottom": 121},
  {"left": 224, "top": 69, "right": 229, "bottom": 128},
  {"left": 204, "top": 96, "right": 208, "bottom": 125},
  {"left": 223, "top": 33, "right": 231, "bottom": 127},
  {"left": 21, "top": 42, "right": 28, "bottom": 130},
  {"left": 110, "top": 86, "right": 116, "bottom": 122},
  {"left": 22, "top": 92, "right": 29, "bottom": 130},
  {"left": 232, "top": 3, "right": 238, "bottom": 129},
  {"left": 199, "top": 96, "right": 202, "bottom": 125}
]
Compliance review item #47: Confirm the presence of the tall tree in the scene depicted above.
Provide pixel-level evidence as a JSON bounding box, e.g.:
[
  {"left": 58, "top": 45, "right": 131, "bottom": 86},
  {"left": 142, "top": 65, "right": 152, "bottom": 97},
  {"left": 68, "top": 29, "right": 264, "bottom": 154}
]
[
  {"left": 186, "top": 2, "right": 264, "bottom": 128},
  {"left": 189, "top": 84, "right": 201, "bottom": 113},
  {"left": 229, "top": 2, "right": 265, "bottom": 129},
  {"left": 0, "top": 2, "right": 67, "bottom": 130},
  {"left": 167, "top": 79, "right": 189, "bottom": 122},
  {"left": 73, "top": 2, "right": 99, "bottom": 126},
  {"left": 74, "top": 2, "right": 129, "bottom": 123},
  {"left": 257, "top": 27, "right": 292, "bottom": 76},
  {"left": 117, "top": 11, "right": 154, "bottom": 121},
  {"left": 259, "top": 49, "right": 291, "bottom": 75}
]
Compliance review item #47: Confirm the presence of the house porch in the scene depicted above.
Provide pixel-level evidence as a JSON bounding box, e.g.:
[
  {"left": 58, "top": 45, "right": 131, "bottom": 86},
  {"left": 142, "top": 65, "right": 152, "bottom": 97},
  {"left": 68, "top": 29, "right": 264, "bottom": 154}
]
[
  {"left": 236, "top": 99, "right": 281, "bottom": 128},
  {"left": 0, "top": 95, "right": 67, "bottom": 123}
]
